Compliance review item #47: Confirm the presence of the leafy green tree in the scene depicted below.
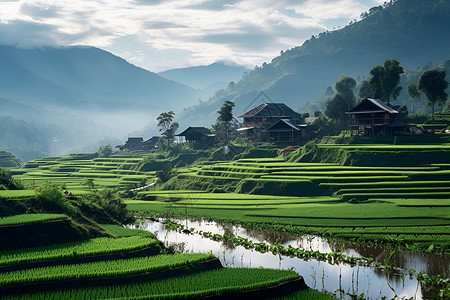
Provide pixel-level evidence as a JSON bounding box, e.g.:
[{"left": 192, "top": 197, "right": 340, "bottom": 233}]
[
  {"left": 406, "top": 83, "right": 421, "bottom": 114},
  {"left": 369, "top": 59, "right": 404, "bottom": 104},
  {"left": 358, "top": 80, "right": 373, "bottom": 100},
  {"left": 97, "top": 145, "right": 113, "bottom": 158},
  {"left": 418, "top": 69, "right": 449, "bottom": 119},
  {"left": 157, "top": 111, "right": 179, "bottom": 149},
  {"left": 0, "top": 168, "right": 23, "bottom": 190},
  {"left": 334, "top": 75, "right": 356, "bottom": 103},
  {"left": 325, "top": 75, "right": 356, "bottom": 131},
  {"left": 216, "top": 100, "right": 235, "bottom": 143}
]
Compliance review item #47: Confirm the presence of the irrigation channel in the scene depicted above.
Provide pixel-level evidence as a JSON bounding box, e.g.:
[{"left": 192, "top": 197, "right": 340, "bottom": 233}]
[{"left": 130, "top": 218, "right": 449, "bottom": 299}]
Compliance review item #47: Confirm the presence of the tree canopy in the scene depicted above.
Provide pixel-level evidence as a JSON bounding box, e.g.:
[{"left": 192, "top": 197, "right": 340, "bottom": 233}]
[
  {"left": 216, "top": 100, "right": 235, "bottom": 144},
  {"left": 325, "top": 75, "right": 356, "bottom": 132},
  {"left": 417, "top": 69, "right": 449, "bottom": 118},
  {"left": 368, "top": 59, "right": 404, "bottom": 104},
  {"left": 406, "top": 83, "right": 421, "bottom": 114},
  {"left": 157, "top": 111, "right": 179, "bottom": 149}
]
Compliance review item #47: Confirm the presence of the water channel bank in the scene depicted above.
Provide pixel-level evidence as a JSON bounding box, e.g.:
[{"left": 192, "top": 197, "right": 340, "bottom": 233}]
[{"left": 130, "top": 218, "right": 449, "bottom": 299}]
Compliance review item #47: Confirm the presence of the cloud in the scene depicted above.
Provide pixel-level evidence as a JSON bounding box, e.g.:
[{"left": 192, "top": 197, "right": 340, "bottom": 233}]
[
  {"left": 0, "top": 0, "right": 379, "bottom": 71},
  {"left": 183, "top": 0, "right": 242, "bottom": 11}
]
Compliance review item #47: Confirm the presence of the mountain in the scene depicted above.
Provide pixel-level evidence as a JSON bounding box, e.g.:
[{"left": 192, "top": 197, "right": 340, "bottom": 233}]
[
  {"left": 157, "top": 62, "right": 249, "bottom": 90},
  {"left": 0, "top": 45, "right": 205, "bottom": 159},
  {"left": 177, "top": 0, "right": 450, "bottom": 128},
  {"left": 0, "top": 45, "right": 200, "bottom": 112}
]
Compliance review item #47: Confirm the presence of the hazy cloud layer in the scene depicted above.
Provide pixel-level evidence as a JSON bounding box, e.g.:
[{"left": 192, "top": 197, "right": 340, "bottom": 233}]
[{"left": 0, "top": 0, "right": 385, "bottom": 71}]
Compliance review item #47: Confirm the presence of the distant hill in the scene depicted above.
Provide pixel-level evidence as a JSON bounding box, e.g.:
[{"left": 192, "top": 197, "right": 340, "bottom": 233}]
[
  {"left": 0, "top": 151, "right": 22, "bottom": 168},
  {"left": 158, "top": 62, "right": 249, "bottom": 90},
  {"left": 0, "top": 45, "right": 205, "bottom": 159},
  {"left": 0, "top": 45, "right": 199, "bottom": 112},
  {"left": 177, "top": 0, "right": 450, "bottom": 128}
]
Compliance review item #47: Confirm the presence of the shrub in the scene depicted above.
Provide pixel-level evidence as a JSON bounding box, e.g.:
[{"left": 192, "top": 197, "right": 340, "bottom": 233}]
[
  {"left": 0, "top": 168, "right": 23, "bottom": 190},
  {"left": 34, "top": 184, "right": 77, "bottom": 216}
]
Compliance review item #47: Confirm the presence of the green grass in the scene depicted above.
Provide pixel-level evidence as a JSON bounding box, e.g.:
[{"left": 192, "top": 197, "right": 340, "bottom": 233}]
[
  {"left": 98, "top": 224, "right": 157, "bottom": 238},
  {"left": 0, "top": 253, "right": 214, "bottom": 287},
  {"left": 0, "top": 236, "right": 159, "bottom": 266},
  {"left": 0, "top": 214, "right": 68, "bottom": 226},
  {"left": 0, "top": 190, "right": 36, "bottom": 199},
  {"left": 4, "top": 267, "right": 299, "bottom": 300}
]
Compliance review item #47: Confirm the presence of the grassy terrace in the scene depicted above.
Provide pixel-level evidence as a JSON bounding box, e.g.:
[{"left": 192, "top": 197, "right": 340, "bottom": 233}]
[
  {"left": 12, "top": 154, "right": 156, "bottom": 192},
  {"left": 0, "top": 253, "right": 214, "bottom": 287},
  {"left": 0, "top": 236, "right": 159, "bottom": 266},
  {"left": 131, "top": 144, "right": 450, "bottom": 251},
  {"left": 0, "top": 214, "right": 69, "bottom": 226},
  {"left": 4, "top": 268, "right": 302, "bottom": 300}
]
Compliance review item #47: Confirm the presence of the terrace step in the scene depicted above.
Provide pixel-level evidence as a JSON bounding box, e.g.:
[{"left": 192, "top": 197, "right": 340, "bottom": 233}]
[
  {"left": 335, "top": 187, "right": 450, "bottom": 195},
  {"left": 341, "top": 192, "right": 450, "bottom": 201}
]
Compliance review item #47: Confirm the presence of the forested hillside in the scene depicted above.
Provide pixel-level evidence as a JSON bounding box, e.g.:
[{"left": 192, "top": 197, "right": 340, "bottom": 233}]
[{"left": 178, "top": 0, "right": 450, "bottom": 127}]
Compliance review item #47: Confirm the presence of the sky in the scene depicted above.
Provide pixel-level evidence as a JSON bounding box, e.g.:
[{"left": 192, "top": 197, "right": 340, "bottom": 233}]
[{"left": 0, "top": 0, "right": 385, "bottom": 72}]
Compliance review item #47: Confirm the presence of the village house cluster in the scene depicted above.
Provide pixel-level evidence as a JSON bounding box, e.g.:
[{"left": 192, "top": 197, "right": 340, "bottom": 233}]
[{"left": 116, "top": 98, "right": 412, "bottom": 151}]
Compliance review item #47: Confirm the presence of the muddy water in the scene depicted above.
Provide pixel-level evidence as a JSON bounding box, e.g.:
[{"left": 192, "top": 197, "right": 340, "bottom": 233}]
[{"left": 131, "top": 218, "right": 449, "bottom": 299}]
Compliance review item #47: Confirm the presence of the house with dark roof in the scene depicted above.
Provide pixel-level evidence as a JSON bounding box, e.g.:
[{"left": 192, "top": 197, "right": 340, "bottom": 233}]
[
  {"left": 237, "top": 103, "right": 306, "bottom": 142},
  {"left": 176, "top": 127, "right": 215, "bottom": 149},
  {"left": 116, "top": 137, "right": 144, "bottom": 151},
  {"left": 265, "top": 119, "right": 307, "bottom": 142},
  {"left": 116, "top": 136, "right": 160, "bottom": 152},
  {"left": 345, "top": 98, "right": 408, "bottom": 135},
  {"left": 142, "top": 136, "right": 161, "bottom": 149}
]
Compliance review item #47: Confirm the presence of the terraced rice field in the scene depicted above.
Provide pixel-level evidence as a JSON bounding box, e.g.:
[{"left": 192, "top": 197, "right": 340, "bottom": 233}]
[
  {"left": 128, "top": 153, "right": 450, "bottom": 251},
  {"left": 0, "top": 253, "right": 214, "bottom": 287},
  {"left": 0, "top": 207, "right": 309, "bottom": 299},
  {"left": 0, "top": 236, "right": 159, "bottom": 266},
  {"left": 0, "top": 214, "right": 68, "bottom": 226},
  {"left": 0, "top": 152, "right": 22, "bottom": 169},
  {"left": 10, "top": 154, "right": 156, "bottom": 192},
  {"left": 3, "top": 268, "right": 302, "bottom": 300}
]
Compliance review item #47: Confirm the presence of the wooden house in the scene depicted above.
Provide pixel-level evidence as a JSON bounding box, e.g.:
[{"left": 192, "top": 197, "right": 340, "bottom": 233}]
[
  {"left": 116, "top": 136, "right": 160, "bottom": 152},
  {"left": 115, "top": 137, "right": 144, "bottom": 151},
  {"left": 345, "top": 98, "right": 408, "bottom": 135},
  {"left": 264, "top": 119, "right": 307, "bottom": 142},
  {"left": 176, "top": 127, "right": 215, "bottom": 149},
  {"left": 142, "top": 136, "right": 160, "bottom": 150},
  {"left": 237, "top": 103, "right": 306, "bottom": 142}
]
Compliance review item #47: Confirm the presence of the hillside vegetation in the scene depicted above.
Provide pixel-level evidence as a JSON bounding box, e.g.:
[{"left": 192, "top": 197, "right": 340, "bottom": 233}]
[{"left": 178, "top": 0, "right": 450, "bottom": 127}]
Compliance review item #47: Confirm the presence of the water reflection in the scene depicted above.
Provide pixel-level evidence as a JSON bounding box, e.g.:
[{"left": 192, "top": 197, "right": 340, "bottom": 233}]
[{"left": 131, "top": 218, "right": 448, "bottom": 299}]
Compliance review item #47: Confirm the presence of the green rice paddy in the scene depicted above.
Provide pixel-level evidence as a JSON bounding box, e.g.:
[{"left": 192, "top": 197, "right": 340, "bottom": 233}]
[
  {"left": 0, "top": 253, "right": 214, "bottom": 287},
  {"left": 0, "top": 236, "right": 159, "bottom": 266},
  {"left": 0, "top": 214, "right": 68, "bottom": 226},
  {"left": 127, "top": 145, "right": 450, "bottom": 252},
  {"left": 12, "top": 154, "right": 156, "bottom": 192},
  {"left": 3, "top": 268, "right": 300, "bottom": 300}
]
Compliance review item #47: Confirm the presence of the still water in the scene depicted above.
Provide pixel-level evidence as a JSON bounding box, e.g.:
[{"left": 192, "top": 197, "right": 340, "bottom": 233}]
[{"left": 131, "top": 218, "right": 448, "bottom": 299}]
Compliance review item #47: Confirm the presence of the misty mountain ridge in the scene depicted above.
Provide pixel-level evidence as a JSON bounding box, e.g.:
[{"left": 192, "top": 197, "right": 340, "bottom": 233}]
[
  {"left": 0, "top": 45, "right": 199, "bottom": 111},
  {"left": 0, "top": 45, "right": 202, "bottom": 160},
  {"left": 158, "top": 61, "right": 249, "bottom": 90},
  {"left": 177, "top": 0, "right": 450, "bottom": 128}
]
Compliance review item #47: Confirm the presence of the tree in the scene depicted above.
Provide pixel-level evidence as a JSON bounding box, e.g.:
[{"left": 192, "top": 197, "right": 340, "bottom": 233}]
[
  {"left": 358, "top": 80, "right": 373, "bottom": 100},
  {"left": 216, "top": 100, "right": 235, "bottom": 143},
  {"left": 406, "top": 83, "right": 421, "bottom": 114},
  {"left": 369, "top": 59, "right": 404, "bottom": 104},
  {"left": 157, "top": 111, "right": 179, "bottom": 149},
  {"left": 334, "top": 75, "right": 356, "bottom": 104},
  {"left": 97, "top": 145, "right": 113, "bottom": 158},
  {"left": 325, "top": 75, "right": 356, "bottom": 131},
  {"left": 418, "top": 69, "right": 449, "bottom": 119}
]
